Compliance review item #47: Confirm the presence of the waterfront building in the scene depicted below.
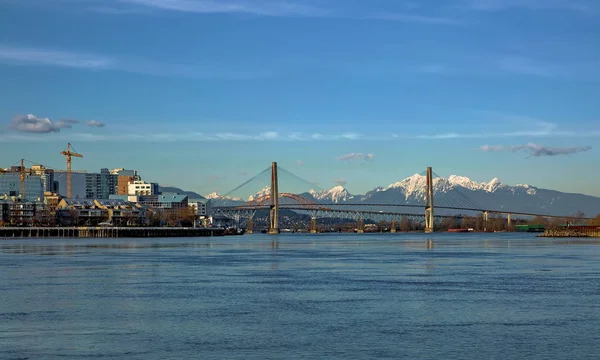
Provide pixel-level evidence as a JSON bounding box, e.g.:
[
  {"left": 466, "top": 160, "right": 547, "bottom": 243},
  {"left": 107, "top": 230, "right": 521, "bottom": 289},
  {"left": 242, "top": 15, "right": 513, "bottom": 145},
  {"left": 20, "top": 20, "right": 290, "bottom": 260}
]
[
  {"left": 0, "top": 173, "right": 44, "bottom": 201},
  {"left": 139, "top": 193, "right": 188, "bottom": 210},
  {"left": 128, "top": 180, "right": 156, "bottom": 196},
  {"left": 56, "top": 198, "right": 145, "bottom": 226},
  {"left": 94, "top": 199, "right": 146, "bottom": 226},
  {"left": 189, "top": 199, "right": 210, "bottom": 217},
  {"left": 0, "top": 201, "right": 8, "bottom": 224}
]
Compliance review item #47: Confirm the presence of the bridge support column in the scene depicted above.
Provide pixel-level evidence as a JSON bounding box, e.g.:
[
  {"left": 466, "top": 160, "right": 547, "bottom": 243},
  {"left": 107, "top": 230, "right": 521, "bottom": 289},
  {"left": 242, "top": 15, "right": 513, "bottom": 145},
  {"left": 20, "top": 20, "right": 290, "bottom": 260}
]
[
  {"left": 390, "top": 219, "right": 397, "bottom": 233},
  {"left": 247, "top": 217, "right": 254, "bottom": 234},
  {"left": 483, "top": 211, "right": 489, "bottom": 232},
  {"left": 310, "top": 217, "right": 318, "bottom": 234},
  {"left": 268, "top": 162, "right": 279, "bottom": 234},
  {"left": 507, "top": 214, "right": 511, "bottom": 228},
  {"left": 425, "top": 167, "right": 435, "bottom": 233},
  {"left": 357, "top": 218, "right": 364, "bottom": 234}
]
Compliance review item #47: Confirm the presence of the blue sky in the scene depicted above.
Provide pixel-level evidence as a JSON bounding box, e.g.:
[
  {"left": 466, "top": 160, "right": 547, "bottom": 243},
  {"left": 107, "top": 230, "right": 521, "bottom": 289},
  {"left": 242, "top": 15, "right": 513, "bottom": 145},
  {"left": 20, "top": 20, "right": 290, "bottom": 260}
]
[{"left": 0, "top": 0, "right": 599, "bottom": 196}]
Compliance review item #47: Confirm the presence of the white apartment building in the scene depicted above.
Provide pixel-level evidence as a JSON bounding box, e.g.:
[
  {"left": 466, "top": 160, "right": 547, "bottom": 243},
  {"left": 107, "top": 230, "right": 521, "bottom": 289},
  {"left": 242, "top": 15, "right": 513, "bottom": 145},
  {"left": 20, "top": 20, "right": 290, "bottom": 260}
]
[{"left": 128, "top": 180, "right": 154, "bottom": 196}]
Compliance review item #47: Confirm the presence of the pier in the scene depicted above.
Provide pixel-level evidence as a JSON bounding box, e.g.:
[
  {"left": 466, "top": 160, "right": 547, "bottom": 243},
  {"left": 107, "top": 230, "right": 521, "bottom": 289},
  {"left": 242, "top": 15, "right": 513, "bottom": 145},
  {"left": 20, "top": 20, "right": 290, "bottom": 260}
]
[{"left": 0, "top": 227, "right": 225, "bottom": 239}]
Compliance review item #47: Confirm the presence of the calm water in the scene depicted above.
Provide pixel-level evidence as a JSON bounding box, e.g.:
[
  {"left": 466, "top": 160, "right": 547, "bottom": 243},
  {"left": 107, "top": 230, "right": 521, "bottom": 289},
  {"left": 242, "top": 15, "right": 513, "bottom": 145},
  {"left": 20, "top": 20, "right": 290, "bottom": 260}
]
[{"left": 1, "top": 233, "right": 600, "bottom": 359}]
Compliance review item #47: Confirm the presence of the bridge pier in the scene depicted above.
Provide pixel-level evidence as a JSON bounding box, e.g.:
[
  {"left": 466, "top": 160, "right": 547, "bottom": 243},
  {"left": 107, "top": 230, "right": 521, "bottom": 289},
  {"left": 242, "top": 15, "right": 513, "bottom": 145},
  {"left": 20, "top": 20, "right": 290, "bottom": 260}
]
[
  {"left": 483, "top": 211, "right": 489, "bottom": 232},
  {"left": 247, "top": 217, "right": 254, "bottom": 234},
  {"left": 507, "top": 214, "right": 512, "bottom": 228},
  {"left": 424, "top": 167, "right": 435, "bottom": 233},
  {"left": 390, "top": 219, "right": 397, "bottom": 233},
  {"left": 357, "top": 218, "right": 365, "bottom": 234},
  {"left": 268, "top": 162, "right": 279, "bottom": 234},
  {"left": 310, "top": 217, "right": 318, "bottom": 234}
]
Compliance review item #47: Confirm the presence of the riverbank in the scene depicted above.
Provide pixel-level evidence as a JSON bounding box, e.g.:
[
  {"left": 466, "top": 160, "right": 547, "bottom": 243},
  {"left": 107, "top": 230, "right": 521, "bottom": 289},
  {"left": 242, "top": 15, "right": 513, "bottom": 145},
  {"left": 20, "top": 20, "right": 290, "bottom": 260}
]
[{"left": 0, "top": 227, "right": 225, "bottom": 238}]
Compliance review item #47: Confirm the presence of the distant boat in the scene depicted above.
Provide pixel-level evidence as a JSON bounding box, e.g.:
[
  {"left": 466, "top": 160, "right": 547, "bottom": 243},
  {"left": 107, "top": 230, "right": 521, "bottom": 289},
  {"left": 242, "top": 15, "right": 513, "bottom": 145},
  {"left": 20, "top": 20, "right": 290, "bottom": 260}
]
[{"left": 448, "top": 228, "right": 469, "bottom": 233}]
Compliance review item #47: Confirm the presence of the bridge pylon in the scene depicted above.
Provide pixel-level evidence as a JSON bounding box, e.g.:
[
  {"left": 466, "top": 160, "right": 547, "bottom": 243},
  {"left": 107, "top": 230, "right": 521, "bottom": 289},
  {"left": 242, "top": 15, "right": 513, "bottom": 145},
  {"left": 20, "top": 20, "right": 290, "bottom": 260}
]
[
  {"left": 247, "top": 217, "right": 254, "bottom": 234},
  {"left": 268, "top": 162, "right": 279, "bottom": 234},
  {"left": 357, "top": 218, "right": 365, "bottom": 233},
  {"left": 483, "top": 211, "right": 489, "bottom": 232},
  {"left": 424, "top": 166, "right": 435, "bottom": 233}
]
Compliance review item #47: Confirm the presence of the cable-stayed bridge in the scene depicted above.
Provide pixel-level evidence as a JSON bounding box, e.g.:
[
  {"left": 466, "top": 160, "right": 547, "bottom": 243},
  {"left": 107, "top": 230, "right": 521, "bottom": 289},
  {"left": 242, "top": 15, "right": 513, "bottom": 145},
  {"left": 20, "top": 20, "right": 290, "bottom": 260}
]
[{"left": 211, "top": 163, "right": 592, "bottom": 234}]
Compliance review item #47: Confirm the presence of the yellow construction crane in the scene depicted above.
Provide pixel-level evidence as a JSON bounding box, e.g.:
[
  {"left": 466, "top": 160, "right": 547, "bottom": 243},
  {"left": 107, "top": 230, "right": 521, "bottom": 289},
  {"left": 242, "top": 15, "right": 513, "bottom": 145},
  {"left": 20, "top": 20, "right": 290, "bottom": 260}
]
[{"left": 60, "top": 143, "right": 83, "bottom": 198}]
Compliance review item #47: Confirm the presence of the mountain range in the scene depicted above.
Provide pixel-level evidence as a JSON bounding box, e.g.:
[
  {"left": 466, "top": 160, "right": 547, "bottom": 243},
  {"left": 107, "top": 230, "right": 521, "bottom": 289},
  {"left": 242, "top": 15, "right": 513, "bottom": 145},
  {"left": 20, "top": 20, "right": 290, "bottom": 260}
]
[{"left": 201, "top": 174, "right": 600, "bottom": 217}]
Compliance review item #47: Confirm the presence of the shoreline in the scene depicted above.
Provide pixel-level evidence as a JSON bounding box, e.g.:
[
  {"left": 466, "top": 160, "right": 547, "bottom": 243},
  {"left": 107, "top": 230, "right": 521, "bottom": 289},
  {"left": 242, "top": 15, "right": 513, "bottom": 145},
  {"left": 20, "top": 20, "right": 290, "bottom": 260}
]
[{"left": 0, "top": 226, "right": 225, "bottom": 238}]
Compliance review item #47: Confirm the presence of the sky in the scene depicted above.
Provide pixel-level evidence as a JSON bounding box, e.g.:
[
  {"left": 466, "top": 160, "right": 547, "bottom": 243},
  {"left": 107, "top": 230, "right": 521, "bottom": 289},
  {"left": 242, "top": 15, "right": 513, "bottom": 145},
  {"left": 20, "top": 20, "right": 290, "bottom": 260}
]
[{"left": 0, "top": 0, "right": 599, "bottom": 197}]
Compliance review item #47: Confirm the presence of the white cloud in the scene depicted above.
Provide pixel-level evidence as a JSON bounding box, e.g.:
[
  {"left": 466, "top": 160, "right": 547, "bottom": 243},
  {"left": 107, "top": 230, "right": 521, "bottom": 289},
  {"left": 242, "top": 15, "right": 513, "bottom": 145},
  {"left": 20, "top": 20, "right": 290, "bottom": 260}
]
[
  {"left": 10, "top": 114, "right": 74, "bottom": 133},
  {"left": 86, "top": 120, "right": 106, "bottom": 128},
  {"left": 337, "top": 153, "right": 375, "bottom": 161},
  {"left": 296, "top": 160, "right": 304, "bottom": 166}
]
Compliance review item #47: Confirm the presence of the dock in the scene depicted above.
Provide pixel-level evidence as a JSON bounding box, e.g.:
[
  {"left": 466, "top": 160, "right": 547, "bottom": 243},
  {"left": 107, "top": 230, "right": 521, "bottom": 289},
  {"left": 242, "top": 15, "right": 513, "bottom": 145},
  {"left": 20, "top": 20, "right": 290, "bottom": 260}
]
[{"left": 0, "top": 227, "right": 225, "bottom": 239}]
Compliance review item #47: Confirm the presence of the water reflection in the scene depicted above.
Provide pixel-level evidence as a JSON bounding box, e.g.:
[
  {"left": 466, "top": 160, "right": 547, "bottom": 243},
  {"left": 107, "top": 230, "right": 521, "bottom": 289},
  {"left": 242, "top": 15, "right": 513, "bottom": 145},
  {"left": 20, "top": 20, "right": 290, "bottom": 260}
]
[{"left": 1, "top": 234, "right": 600, "bottom": 257}]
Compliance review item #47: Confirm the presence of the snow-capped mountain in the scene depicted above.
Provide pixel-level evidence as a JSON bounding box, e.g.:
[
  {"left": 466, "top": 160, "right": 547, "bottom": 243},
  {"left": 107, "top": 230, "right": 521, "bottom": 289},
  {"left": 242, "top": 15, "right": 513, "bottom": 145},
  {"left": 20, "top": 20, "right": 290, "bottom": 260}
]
[
  {"left": 205, "top": 192, "right": 242, "bottom": 201},
  {"left": 358, "top": 174, "right": 600, "bottom": 217},
  {"left": 309, "top": 186, "right": 353, "bottom": 203}
]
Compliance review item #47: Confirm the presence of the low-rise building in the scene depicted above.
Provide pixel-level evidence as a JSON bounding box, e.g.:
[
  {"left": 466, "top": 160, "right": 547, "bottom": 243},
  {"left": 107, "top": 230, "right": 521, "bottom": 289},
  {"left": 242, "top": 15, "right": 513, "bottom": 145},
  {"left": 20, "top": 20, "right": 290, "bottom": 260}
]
[
  {"left": 57, "top": 199, "right": 109, "bottom": 226},
  {"left": 94, "top": 199, "right": 146, "bottom": 226},
  {"left": 0, "top": 201, "right": 9, "bottom": 225},
  {"left": 128, "top": 180, "right": 155, "bottom": 196},
  {"left": 189, "top": 199, "right": 210, "bottom": 217}
]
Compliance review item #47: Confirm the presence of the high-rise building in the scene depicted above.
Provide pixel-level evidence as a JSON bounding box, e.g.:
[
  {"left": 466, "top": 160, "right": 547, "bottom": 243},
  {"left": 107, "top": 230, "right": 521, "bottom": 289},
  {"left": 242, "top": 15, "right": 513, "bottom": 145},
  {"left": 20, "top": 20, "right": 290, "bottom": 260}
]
[
  {"left": 0, "top": 173, "right": 44, "bottom": 201},
  {"left": 85, "top": 168, "right": 118, "bottom": 199},
  {"left": 30, "top": 165, "right": 55, "bottom": 193},
  {"left": 55, "top": 172, "right": 86, "bottom": 199}
]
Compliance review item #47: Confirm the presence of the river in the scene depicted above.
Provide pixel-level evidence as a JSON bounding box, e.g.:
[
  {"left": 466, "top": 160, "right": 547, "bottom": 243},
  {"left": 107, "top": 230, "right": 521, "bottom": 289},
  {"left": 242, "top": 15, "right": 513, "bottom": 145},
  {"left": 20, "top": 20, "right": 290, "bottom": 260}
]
[{"left": 1, "top": 232, "right": 599, "bottom": 359}]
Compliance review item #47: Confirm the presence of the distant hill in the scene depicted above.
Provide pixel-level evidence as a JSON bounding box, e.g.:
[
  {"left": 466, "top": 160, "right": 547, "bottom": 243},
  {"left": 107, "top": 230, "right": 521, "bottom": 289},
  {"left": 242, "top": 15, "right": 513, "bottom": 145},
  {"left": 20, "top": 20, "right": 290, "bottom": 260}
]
[{"left": 159, "top": 186, "right": 205, "bottom": 200}]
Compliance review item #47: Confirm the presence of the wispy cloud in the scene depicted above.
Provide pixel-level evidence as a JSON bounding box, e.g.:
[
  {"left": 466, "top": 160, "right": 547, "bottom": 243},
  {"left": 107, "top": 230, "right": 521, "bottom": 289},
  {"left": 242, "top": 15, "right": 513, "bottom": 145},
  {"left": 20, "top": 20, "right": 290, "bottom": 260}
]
[
  {"left": 86, "top": 120, "right": 106, "bottom": 128},
  {"left": 0, "top": 45, "right": 271, "bottom": 79},
  {"left": 296, "top": 160, "right": 304, "bottom": 166},
  {"left": 0, "top": 131, "right": 372, "bottom": 143},
  {"left": 337, "top": 153, "right": 375, "bottom": 161},
  {"left": 0, "top": 47, "right": 112, "bottom": 69},
  {"left": 480, "top": 143, "right": 593, "bottom": 157},
  {"left": 369, "top": 12, "right": 462, "bottom": 25},
  {"left": 334, "top": 179, "right": 347, "bottom": 186},
  {"left": 496, "top": 56, "right": 570, "bottom": 78},
  {"left": 462, "top": 0, "right": 592, "bottom": 12},
  {"left": 117, "top": 0, "right": 326, "bottom": 17},
  {"left": 416, "top": 118, "right": 600, "bottom": 139}
]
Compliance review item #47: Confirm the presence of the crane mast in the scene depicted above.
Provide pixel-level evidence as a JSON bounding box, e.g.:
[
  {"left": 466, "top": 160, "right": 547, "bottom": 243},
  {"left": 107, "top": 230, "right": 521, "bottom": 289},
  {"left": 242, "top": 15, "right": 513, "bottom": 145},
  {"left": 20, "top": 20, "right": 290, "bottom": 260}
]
[{"left": 60, "top": 143, "right": 83, "bottom": 198}]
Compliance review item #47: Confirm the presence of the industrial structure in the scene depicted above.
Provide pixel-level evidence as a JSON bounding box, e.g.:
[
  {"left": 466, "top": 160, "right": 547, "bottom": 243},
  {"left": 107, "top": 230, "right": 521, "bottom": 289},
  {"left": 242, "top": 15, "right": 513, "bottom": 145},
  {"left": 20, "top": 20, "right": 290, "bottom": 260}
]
[{"left": 60, "top": 142, "right": 83, "bottom": 199}]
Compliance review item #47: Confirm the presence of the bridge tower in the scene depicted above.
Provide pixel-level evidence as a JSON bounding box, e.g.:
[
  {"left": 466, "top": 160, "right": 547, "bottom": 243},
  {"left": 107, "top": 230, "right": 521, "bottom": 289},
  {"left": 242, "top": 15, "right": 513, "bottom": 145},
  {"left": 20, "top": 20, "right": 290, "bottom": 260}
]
[
  {"left": 268, "top": 162, "right": 279, "bottom": 234},
  {"left": 425, "top": 167, "right": 435, "bottom": 233}
]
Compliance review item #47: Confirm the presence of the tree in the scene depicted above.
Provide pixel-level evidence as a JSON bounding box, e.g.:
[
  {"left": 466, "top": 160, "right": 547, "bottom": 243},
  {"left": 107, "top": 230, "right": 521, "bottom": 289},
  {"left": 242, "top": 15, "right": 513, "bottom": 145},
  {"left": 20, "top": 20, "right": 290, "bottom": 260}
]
[
  {"left": 590, "top": 214, "right": 600, "bottom": 226},
  {"left": 400, "top": 216, "right": 410, "bottom": 232}
]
